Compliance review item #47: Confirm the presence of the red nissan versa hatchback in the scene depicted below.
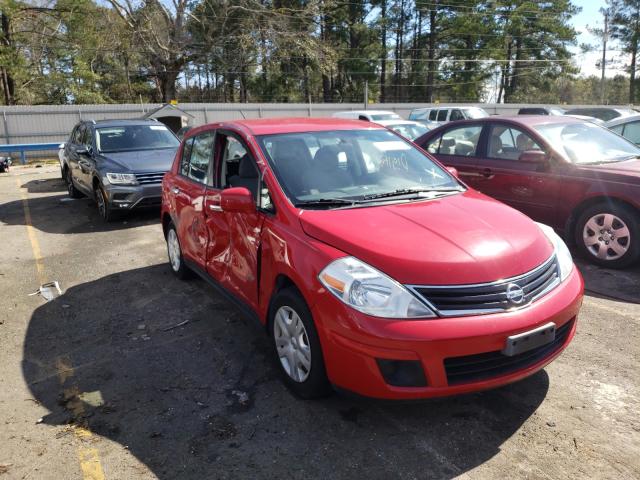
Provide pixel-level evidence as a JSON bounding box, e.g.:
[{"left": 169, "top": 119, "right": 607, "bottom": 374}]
[{"left": 161, "top": 118, "right": 583, "bottom": 400}]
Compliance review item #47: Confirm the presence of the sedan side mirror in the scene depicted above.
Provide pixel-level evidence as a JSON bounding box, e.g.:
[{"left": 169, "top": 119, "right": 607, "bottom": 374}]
[
  {"left": 445, "top": 166, "right": 459, "bottom": 178},
  {"left": 518, "top": 150, "right": 548, "bottom": 164},
  {"left": 221, "top": 187, "right": 256, "bottom": 214}
]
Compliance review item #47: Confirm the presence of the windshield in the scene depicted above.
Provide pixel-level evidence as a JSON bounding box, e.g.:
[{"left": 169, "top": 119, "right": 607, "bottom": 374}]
[
  {"left": 388, "top": 123, "right": 429, "bottom": 140},
  {"left": 96, "top": 125, "right": 179, "bottom": 153},
  {"left": 370, "top": 113, "right": 401, "bottom": 121},
  {"left": 257, "top": 129, "right": 462, "bottom": 207},
  {"left": 465, "top": 107, "right": 489, "bottom": 119},
  {"left": 534, "top": 121, "right": 640, "bottom": 164}
]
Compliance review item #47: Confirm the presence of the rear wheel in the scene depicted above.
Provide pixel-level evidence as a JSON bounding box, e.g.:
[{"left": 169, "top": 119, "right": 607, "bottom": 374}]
[
  {"left": 166, "top": 223, "right": 192, "bottom": 279},
  {"left": 65, "top": 167, "right": 83, "bottom": 198},
  {"left": 575, "top": 202, "right": 640, "bottom": 268},
  {"left": 269, "top": 287, "right": 331, "bottom": 399}
]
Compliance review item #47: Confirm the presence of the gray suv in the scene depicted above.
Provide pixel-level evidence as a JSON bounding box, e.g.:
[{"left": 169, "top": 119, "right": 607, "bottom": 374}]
[{"left": 61, "top": 119, "right": 180, "bottom": 221}]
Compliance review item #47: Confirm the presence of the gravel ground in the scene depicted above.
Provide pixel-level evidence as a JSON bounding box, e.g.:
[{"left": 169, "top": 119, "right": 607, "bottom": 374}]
[{"left": 1, "top": 166, "right": 639, "bottom": 480}]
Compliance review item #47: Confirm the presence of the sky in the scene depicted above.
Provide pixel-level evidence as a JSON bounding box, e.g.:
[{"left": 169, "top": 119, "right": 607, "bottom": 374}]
[{"left": 570, "top": 0, "right": 629, "bottom": 77}]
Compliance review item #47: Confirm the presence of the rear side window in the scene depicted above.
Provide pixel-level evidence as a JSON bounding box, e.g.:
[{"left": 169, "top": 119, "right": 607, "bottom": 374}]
[
  {"left": 487, "top": 125, "right": 543, "bottom": 160},
  {"left": 181, "top": 132, "right": 214, "bottom": 184},
  {"left": 437, "top": 110, "right": 448, "bottom": 121},
  {"left": 436, "top": 125, "right": 483, "bottom": 156},
  {"left": 610, "top": 124, "right": 625, "bottom": 135},
  {"left": 428, "top": 110, "right": 438, "bottom": 121},
  {"left": 180, "top": 138, "right": 194, "bottom": 177},
  {"left": 449, "top": 109, "right": 464, "bottom": 121},
  {"left": 622, "top": 121, "right": 640, "bottom": 144}
]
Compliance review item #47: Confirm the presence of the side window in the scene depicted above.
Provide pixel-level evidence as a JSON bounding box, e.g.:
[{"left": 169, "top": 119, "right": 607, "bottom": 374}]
[
  {"left": 437, "top": 109, "right": 448, "bottom": 121},
  {"left": 80, "top": 126, "right": 92, "bottom": 147},
  {"left": 437, "top": 125, "right": 483, "bottom": 156},
  {"left": 186, "top": 132, "right": 214, "bottom": 184},
  {"left": 70, "top": 126, "right": 80, "bottom": 144},
  {"left": 219, "top": 134, "right": 261, "bottom": 202},
  {"left": 425, "top": 134, "right": 442, "bottom": 154},
  {"left": 610, "top": 124, "right": 625, "bottom": 135},
  {"left": 180, "top": 138, "right": 194, "bottom": 177},
  {"left": 622, "top": 121, "right": 640, "bottom": 144},
  {"left": 449, "top": 109, "right": 464, "bottom": 121},
  {"left": 428, "top": 110, "right": 438, "bottom": 121},
  {"left": 488, "top": 125, "right": 543, "bottom": 160},
  {"left": 73, "top": 125, "right": 85, "bottom": 145}
]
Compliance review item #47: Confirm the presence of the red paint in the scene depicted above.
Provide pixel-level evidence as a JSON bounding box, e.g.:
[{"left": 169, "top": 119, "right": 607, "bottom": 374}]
[{"left": 162, "top": 118, "right": 584, "bottom": 400}]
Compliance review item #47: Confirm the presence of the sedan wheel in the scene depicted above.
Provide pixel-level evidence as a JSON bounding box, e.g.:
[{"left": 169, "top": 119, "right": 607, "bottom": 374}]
[
  {"left": 269, "top": 287, "right": 331, "bottom": 398},
  {"left": 582, "top": 213, "right": 630, "bottom": 261},
  {"left": 273, "top": 306, "right": 312, "bottom": 383},
  {"left": 576, "top": 203, "right": 640, "bottom": 268}
]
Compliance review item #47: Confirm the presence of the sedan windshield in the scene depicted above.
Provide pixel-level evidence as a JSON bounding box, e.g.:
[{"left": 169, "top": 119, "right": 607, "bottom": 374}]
[
  {"left": 388, "top": 123, "right": 429, "bottom": 140},
  {"left": 257, "top": 129, "right": 462, "bottom": 208},
  {"left": 370, "top": 113, "right": 401, "bottom": 121},
  {"left": 465, "top": 107, "right": 489, "bottom": 119},
  {"left": 96, "top": 125, "right": 179, "bottom": 153},
  {"left": 534, "top": 121, "right": 640, "bottom": 164}
]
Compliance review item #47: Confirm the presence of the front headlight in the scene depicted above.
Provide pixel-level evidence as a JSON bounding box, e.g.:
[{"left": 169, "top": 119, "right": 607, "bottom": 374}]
[
  {"left": 318, "top": 257, "right": 436, "bottom": 318},
  {"left": 106, "top": 172, "right": 137, "bottom": 185},
  {"left": 537, "top": 223, "right": 574, "bottom": 281}
]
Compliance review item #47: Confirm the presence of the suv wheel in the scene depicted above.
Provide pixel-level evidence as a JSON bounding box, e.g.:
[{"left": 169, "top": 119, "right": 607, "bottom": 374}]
[
  {"left": 95, "top": 184, "right": 117, "bottom": 222},
  {"left": 65, "top": 168, "right": 83, "bottom": 198},
  {"left": 166, "top": 223, "right": 191, "bottom": 279},
  {"left": 269, "top": 287, "right": 331, "bottom": 399},
  {"left": 575, "top": 202, "right": 640, "bottom": 268}
]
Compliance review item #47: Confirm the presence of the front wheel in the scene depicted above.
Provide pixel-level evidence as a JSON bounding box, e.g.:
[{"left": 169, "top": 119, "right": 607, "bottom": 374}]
[
  {"left": 95, "top": 185, "right": 118, "bottom": 222},
  {"left": 575, "top": 202, "right": 640, "bottom": 268},
  {"left": 269, "top": 287, "right": 331, "bottom": 399}
]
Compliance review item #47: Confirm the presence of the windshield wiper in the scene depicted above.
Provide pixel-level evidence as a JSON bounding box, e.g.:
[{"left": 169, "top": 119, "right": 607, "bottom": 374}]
[
  {"left": 361, "top": 187, "right": 462, "bottom": 201},
  {"left": 294, "top": 198, "right": 360, "bottom": 209}
]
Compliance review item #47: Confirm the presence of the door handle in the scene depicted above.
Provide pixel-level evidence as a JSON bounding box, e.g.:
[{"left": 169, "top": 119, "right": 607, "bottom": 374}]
[
  {"left": 208, "top": 204, "right": 223, "bottom": 212},
  {"left": 481, "top": 168, "right": 493, "bottom": 178},
  {"left": 172, "top": 187, "right": 180, "bottom": 195}
]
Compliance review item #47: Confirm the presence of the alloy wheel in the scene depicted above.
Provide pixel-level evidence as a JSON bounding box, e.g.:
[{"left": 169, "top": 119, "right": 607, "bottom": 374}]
[
  {"left": 582, "top": 213, "right": 631, "bottom": 261},
  {"left": 167, "top": 229, "right": 181, "bottom": 272},
  {"left": 273, "top": 306, "right": 312, "bottom": 383},
  {"left": 96, "top": 188, "right": 106, "bottom": 218}
]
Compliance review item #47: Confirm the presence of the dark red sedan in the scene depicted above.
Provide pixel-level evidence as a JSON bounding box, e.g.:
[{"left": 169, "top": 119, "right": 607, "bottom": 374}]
[{"left": 415, "top": 116, "right": 640, "bottom": 268}]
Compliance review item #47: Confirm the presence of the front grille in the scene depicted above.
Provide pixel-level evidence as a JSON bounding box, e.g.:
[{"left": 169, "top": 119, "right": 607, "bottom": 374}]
[
  {"left": 135, "top": 171, "right": 166, "bottom": 185},
  {"left": 410, "top": 255, "right": 560, "bottom": 317},
  {"left": 444, "top": 319, "right": 574, "bottom": 385}
]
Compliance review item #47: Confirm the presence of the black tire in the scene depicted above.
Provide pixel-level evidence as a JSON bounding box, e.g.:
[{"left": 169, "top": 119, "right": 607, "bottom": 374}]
[
  {"left": 165, "top": 222, "right": 192, "bottom": 279},
  {"left": 269, "top": 287, "right": 331, "bottom": 399},
  {"left": 574, "top": 202, "right": 640, "bottom": 269},
  {"left": 65, "top": 167, "right": 83, "bottom": 198},
  {"left": 95, "top": 184, "right": 118, "bottom": 222}
]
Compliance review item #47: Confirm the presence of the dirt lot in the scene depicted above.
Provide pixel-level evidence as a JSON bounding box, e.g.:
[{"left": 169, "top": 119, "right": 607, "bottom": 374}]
[{"left": 1, "top": 166, "right": 639, "bottom": 480}]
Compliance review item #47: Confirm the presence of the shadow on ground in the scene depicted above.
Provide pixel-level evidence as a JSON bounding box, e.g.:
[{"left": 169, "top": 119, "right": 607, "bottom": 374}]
[
  {"left": 1, "top": 192, "right": 160, "bottom": 234},
  {"left": 574, "top": 257, "right": 640, "bottom": 304},
  {"left": 20, "top": 177, "right": 66, "bottom": 194},
  {"left": 23, "top": 265, "right": 550, "bottom": 479}
]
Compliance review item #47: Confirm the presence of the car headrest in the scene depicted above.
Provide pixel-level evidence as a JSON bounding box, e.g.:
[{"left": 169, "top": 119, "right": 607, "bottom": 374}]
[
  {"left": 441, "top": 138, "right": 456, "bottom": 149},
  {"left": 272, "top": 138, "right": 312, "bottom": 165},
  {"left": 313, "top": 145, "right": 341, "bottom": 171},
  {"left": 238, "top": 155, "right": 258, "bottom": 178}
]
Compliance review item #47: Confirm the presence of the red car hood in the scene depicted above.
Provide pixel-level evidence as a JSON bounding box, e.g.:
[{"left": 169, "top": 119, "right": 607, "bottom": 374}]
[
  {"left": 299, "top": 190, "right": 554, "bottom": 285},
  {"left": 576, "top": 158, "right": 640, "bottom": 179}
]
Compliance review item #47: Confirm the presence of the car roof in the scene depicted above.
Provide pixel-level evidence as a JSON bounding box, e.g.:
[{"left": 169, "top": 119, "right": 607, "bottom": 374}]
[
  {"left": 444, "top": 115, "right": 582, "bottom": 126},
  {"left": 89, "top": 119, "right": 164, "bottom": 128},
  {"left": 376, "top": 119, "right": 424, "bottom": 126},
  {"left": 212, "top": 117, "right": 388, "bottom": 135},
  {"left": 605, "top": 113, "right": 640, "bottom": 127}
]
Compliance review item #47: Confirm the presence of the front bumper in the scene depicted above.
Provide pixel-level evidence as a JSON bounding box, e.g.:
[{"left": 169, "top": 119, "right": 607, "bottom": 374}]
[
  {"left": 313, "top": 267, "right": 583, "bottom": 399},
  {"left": 104, "top": 183, "right": 162, "bottom": 210}
]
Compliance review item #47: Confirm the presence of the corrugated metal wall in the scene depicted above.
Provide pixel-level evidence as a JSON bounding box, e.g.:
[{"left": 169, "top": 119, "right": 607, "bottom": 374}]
[{"left": 1, "top": 102, "right": 635, "bottom": 159}]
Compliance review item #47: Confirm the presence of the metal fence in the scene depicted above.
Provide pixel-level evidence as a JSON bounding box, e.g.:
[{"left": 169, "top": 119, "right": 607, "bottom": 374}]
[{"left": 1, "top": 102, "right": 636, "bottom": 159}]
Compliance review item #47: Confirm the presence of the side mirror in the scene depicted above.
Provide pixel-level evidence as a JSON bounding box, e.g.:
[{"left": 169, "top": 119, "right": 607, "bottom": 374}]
[
  {"left": 518, "top": 150, "right": 547, "bottom": 164},
  {"left": 77, "top": 146, "right": 93, "bottom": 156},
  {"left": 446, "top": 166, "right": 459, "bottom": 178},
  {"left": 221, "top": 187, "right": 256, "bottom": 214}
]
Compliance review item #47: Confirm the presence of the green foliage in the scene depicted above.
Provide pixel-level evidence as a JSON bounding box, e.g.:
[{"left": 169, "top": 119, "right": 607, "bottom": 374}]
[{"left": 0, "top": 0, "right": 633, "bottom": 105}]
